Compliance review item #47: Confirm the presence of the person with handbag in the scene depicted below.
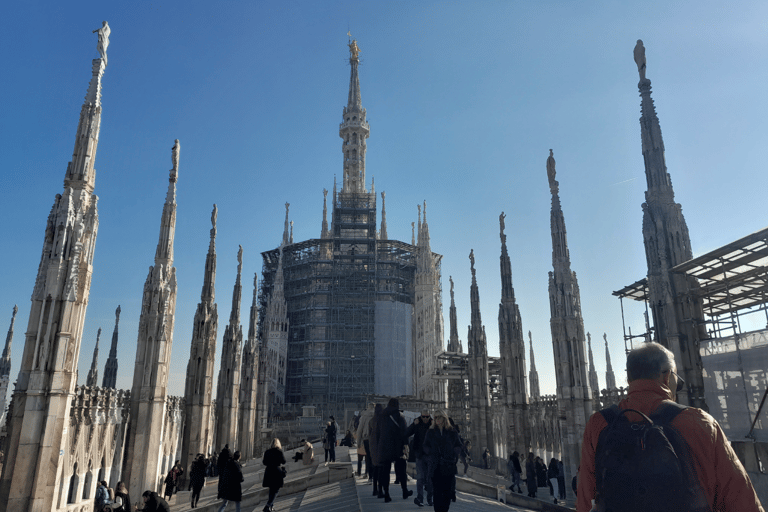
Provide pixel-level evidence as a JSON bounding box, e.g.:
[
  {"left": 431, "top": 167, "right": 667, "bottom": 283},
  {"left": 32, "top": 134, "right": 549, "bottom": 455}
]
[{"left": 262, "top": 438, "right": 286, "bottom": 512}]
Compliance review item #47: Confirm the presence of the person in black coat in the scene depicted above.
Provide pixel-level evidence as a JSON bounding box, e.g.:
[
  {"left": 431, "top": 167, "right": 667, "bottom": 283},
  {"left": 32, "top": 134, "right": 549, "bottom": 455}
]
[
  {"left": 217, "top": 451, "right": 243, "bottom": 512},
  {"left": 216, "top": 445, "right": 232, "bottom": 500},
  {"left": 141, "top": 491, "right": 170, "bottom": 512},
  {"left": 326, "top": 416, "right": 338, "bottom": 462},
  {"left": 262, "top": 438, "right": 286, "bottom": 512},
  {"left": 376, "top": 397, "right": 407, "bottom": 503},
  {"left": 525, "top": 453, "right": 537, "bottom": 498},
  {"left": 422, "top": 410, "right": 462, "bottom": 512},
  {"left": 368, "top": 403, "right": 383, "bottom": 498},
  {"left": 189, "top": 454, "right": 207, "bottom": 508},
  {"left": 406, "top": 409, "right": 433, "bottom": 506}
]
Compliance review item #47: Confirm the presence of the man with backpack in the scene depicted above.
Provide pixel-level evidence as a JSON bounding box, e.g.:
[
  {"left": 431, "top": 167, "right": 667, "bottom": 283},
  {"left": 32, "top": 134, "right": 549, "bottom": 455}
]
[{"left": 577, "top": 342, "right": 764, "bottom": 512}]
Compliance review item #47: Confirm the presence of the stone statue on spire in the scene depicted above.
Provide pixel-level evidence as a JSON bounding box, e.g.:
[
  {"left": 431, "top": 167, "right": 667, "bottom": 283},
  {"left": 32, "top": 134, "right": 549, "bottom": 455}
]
[
  {"left": 92, "top": 21, "right": 111, "bottom": 64},
  {"left": 171, "top": 139, "right": 180, "bottom": 181},
  {"left": 449, "top": 276, "right": 454, "bottom": 301},
  {"left": 547, "top": 149, "right": 558, "bottom": 193},
  {"left": 499, "top": 211, "right": 506, "bottom": 242},
  {"left": 634, "top": 39, "right": 646, "bottom": 81},
  {"left": 469, "top": 249, "right": 475, "bottom": 275},
  {"left": 211, "top": 204, "right": 218, "bottom": 238}
]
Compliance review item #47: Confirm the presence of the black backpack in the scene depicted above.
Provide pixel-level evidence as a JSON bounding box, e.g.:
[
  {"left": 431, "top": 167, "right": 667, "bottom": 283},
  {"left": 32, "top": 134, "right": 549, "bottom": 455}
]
[{"left": 594, "top": 402, "right": 711, "bottom": 512}]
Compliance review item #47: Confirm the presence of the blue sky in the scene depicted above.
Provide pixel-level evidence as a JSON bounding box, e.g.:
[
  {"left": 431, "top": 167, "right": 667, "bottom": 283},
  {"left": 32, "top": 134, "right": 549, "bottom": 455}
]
[{"left": 2, "top": 1, "right": 767, "bottom": 399}]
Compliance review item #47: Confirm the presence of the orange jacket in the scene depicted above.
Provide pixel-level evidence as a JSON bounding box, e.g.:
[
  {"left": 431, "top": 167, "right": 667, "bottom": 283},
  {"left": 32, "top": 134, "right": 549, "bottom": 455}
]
[{"left": 577, "top": 379, "right": 764, "bottom": 512}]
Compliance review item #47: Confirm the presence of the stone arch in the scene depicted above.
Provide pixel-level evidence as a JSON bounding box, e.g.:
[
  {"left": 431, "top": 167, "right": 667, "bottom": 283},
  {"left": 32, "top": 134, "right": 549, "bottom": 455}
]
[
  {"left": 67, "top": 462, "right": 79, "bottom": 504},
  {"left": 82, "top": 460, "right": 93, "bottom": 499}
]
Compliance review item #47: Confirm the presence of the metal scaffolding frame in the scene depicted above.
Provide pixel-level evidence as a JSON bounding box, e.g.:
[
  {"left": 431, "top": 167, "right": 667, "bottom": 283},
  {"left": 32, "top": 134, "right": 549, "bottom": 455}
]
[{"left": 259, "top": 191, "right": 440, "bottom": 417}]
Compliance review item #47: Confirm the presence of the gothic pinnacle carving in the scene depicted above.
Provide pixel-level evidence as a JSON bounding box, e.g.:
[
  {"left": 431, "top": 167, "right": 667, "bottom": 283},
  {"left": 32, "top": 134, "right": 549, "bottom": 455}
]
[
  {"left": 282, "top": 203, "right": 290, "bottom": 247},
  {"left": 340, "top": 39, "right": 370, "bottom": 194},
  {"left": 0, "top": 305, "right": 17, "bottom": 378},
  {"left": 86, "top": 327, "right": 101, "bottom": 387},
  {"left": 102, "top": 305, "right": 120, "bottom": 389},
  {"left": 604, "top": 333, "right": 617, "bottom": 390},
  {"left": 380, "top": 191, "right": 388, "bottom": 239}
]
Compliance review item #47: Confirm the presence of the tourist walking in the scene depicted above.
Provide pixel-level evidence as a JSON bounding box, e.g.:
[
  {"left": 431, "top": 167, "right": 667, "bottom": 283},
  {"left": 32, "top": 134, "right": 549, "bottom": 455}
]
[
  {"left": 189, "top": 453, "right": 207, "bottom": 508},
  {"left": 368, "top": 403, "right": 384, "bottom": 497},
  {"left": 557, "top": 458, "right": 566, "bottom": 501},
  {"left": 322, "top": 423, "right": 331, "bottom": 463},
  {"left": 95, "top": 480, "right": 111, "bottom": 511},
  {"left": 217, "top": 450, "right": 244, "bottom": 512},
  {"left": 376, "top": 398, "right": 407, "bottom": 503},
  {"left": 459, "top": 439, "right": 471, "bottom": 475},
  {"left": 406, "top": 408, "right": 433, "bottom": 507},
  {"left": 482, "top": 448, "right": 490, "bottom": 469},
  {"left": 423, "top": 410, "right": 462, "bottom": 512},
  {"left": 394, "top": 444, "right": 414, "bottom": 500},
  {"left": 507, "top": 451, "right": 523, "bottom": 493},
  {"left": 262, "top": 438, "right": 287, "bottom": 512},
  {"left": 140, "top": 490, "right": 170, "bottom": 512},
  {"left": 356, "top": 402, "right": 375, "bottom": 479},
  {"left": 217, "top": 445, "right": 232, "bottom": 499},
  {"left": 525, "top": 453, "right": 536, "bottom": 498},
  {"left": 548, "top": 458, "right": 559, "bottom": 504}
]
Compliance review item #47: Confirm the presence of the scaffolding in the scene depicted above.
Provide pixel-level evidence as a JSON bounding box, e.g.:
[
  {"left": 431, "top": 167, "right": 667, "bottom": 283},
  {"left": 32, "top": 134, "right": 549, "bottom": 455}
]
[{"left": 259, "top": 191, "right": 439, "bottom": 417}]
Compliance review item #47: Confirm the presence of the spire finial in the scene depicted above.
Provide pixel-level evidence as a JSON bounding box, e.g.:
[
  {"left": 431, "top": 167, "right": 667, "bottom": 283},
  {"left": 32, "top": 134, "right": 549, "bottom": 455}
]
[
  {"left": 380, "top": 191, "right": 388, "bottom": 240},
  {"left": 411, "top": 222, "right": 415, "bottom": 245},
  {"left": 282, "top": 202, "right": 290, "bottom": 246},
  {"left": 92, "top": 21, "right": 111, "bottom": 64},
  {"left": 469, "top": 249, "right": 476, "bottom": 278},
  {"left": 449, "top": 276, "right": 455, "bottom": 302},
  {"left": 634, "top": 39, "right": 646, "bottom": 81},
  {"left": 170, "top": 139, "right": 180, "bottom": 183},
  {"left": 547, "top": 149, "right": 558, "bottom": 194}
]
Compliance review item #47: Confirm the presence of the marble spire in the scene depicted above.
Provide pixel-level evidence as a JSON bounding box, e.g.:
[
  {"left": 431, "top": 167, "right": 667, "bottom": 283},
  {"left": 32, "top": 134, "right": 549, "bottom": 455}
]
[
  {"left": 321, "top": 189, "right": 329, "bottom": 239},
  {"left": 380, "top": 191, "right": 388, "bottom": 239},
  {"left": 102, "top": 305, "right": 120, "bottom": 388},
  {"left": 0, "top": 305, "right": 16, "bottom": 378},
  {"left": 635, "top": 40, "right": 707, "bottom": 408},
  {"left": 604, "top": 333, "right": 617, "bottom": 390},
  {"left": 587, "top": 332, "right": 600, "bottom": 403},
  {"left": 446, "top": 276, "right": 464, "bottom": 421},
  {"left": 0, "top": 26, "right": 108, "bottom": 511},
  {"left": 340, "top": 39, "right": 370, "bottom": 194},
  {"left": 467, "top": 249, "right": 492, "bottom": 459},
  {"left": 546, "top": 149, "right": 591, "bottom": 486},
  {"left": 528, "top": 331, "right": 540, "bottom": 400},
  {"left": 215, "top": 246, "right": 243, "bottom": 452},
  {"left": 497, "top": 211, "right": 529, "bottom": 451},
  {"left": 238, "top": 272, "right": 260, "bottom": 460},
  {"left": 123, "top": 140, "right": 179, "bottom": 500},
  {"left": 85, "top": 328, "right": 101, "bottom": 387},
  {"left": 447, "top": 277, "right": 462, "bottom": 353},
  {"left": 282, "top": 203, "right": 290, "bottom": 247},
  {"left": 181, "top": 204, "right": 219, "bottom": 479}
]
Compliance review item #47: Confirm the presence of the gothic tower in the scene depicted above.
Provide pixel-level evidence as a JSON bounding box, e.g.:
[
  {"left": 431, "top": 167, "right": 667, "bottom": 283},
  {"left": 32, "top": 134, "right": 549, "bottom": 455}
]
[
  {"left": 0, "top": 24, "right": 108, "bottom": 512},
  {"left": 528, "top": 331, "right": 540, "bottom": 400},
  {"left": 341, "top": 39, "right": 369, "bottom": 194},
  {"left": 262, "top": 244, "right": 289, "bottom": 409},
  {"left": 604, "top": 333, "right": 617, "bottom": 390},
  {"left": 86, "top": 327, "right": 101, "bottom": 387},
  {"left": 414, "top": 201, "right": 445, "bottom": 403},
  {"left": 497, "top": 212, "right": 530, "bottom": 452},
  {"left": 0, "top": 306, "right": 17, "bottom": 427},
  {"left": 238, "top": 273, "right": 259, "bottom": 460},
  {"left": 587, "top": 332, "right": 600, "bottom": 406},
  {"left": 446, "top": 277, "right": 465, "bottom": 421},
  {"left": 215, "top": 246, "right": 244, "bottom": 451},
  {"left": 467, "top": 250, "right": 493, "bottom": 459},
  {"left": 546, "top": 149, "right": 592, "bottom": 483},
  {"left": 634, "top": 40, "right": 707, "bottom": 408},
  {"left": 102, "top": 305, "right": 121, "bottom": 389},
  {"left": 123, "top": 140, "right": 180, "bottom": 499},
  {"left": 181, "top": 205, "right": 218, "bottom": 478}
]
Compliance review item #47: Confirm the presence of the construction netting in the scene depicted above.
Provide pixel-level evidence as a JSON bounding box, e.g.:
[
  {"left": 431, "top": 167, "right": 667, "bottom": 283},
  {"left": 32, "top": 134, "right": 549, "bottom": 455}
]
[
  {"left": 374, "top": 301, "right": 413, "bottom": 397},
  {"left": 700, "top": 329, "right": 768, "bottom": 442}
]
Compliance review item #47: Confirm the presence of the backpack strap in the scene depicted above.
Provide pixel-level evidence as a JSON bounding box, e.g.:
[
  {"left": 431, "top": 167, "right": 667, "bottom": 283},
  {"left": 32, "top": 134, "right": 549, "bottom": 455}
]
[
  {"left": 598, "top": 404, "right": 621, "bottom": 425},
  {"left": 649, "top": 401, "right": 688, "bottom": 426}
]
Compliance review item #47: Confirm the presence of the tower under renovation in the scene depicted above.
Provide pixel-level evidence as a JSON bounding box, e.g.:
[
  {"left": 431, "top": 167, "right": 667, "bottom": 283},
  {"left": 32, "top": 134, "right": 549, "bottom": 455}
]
[{"left": 258, "top": 39, "right": 444, "bottom": 416}]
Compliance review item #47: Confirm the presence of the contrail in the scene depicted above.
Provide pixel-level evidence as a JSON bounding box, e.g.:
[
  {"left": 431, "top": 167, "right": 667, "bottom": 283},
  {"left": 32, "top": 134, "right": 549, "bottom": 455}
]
[{"left": 610, "top": 177, "right": 638, "bottom": 186}]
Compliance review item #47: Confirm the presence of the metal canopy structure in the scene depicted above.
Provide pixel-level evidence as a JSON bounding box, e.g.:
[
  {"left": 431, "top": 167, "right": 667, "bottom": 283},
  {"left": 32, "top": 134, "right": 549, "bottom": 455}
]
[{"left": 672, "top": 226, "right": 768, "bottom": 318}]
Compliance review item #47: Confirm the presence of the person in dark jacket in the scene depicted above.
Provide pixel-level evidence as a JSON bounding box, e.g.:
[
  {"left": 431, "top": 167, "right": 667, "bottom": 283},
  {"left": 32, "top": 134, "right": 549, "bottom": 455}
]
[
  {"left": 368, "top": 403, "right": 383, "bottom": 498},
  {"left": 535, "top": 456, "right": 548, "bottom": 489},
  {"left": 547, "top": 457, "right": 559, "bottom": 504},
  {"left": 556, "top": 458, "right": 566, "bottom": 501},
  {"left": 262, "top": 438, "right": 286, "bottom": 512},
  {"left": 525, "top": 453, "right": 536, "bottom": 498},
  {"left": 189, "top": 453, "right": 207, "bottom": 508},
  {"left": 141, "top": 491, "right": 170, "bottom": 512},
  {"left": 217, "top": 450, "right": 243, "bottom": 512},
  {"left": 163, "top": 469, "right": 176, "bottom": 502},
  {"left": 406, "top": 408, "right": 433, "bottom": 507},
  {"left": 109, "top": 481, "right": 130, "bottom": 512},
  {"left": 422, "top": 409, "right": 462, "bottom": 512},
  {"left": 217, "top": 445, "right": 232, "bottom": 499},
  {"left": 326, "top": 416, "right": 338, "bottom": 462},
  {"left": 507, "top": 451, "right": 523, "bottom": 493},
  {"left": 376, "top": 397, "right": 407, "bottom": 503},
  {"left": 482, "top": 448, "right": 491, "bottom": 469},
  {"left": 394, "top": 444, "right": 414, "bottom": 500}
]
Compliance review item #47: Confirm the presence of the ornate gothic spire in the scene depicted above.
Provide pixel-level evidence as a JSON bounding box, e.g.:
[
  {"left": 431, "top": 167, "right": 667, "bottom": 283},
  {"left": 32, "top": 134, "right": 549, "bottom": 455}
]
[
  {"left": 411, "top": 222, "right": 415, "bottom": 246},
  {"left": 380, "top": 192, "right": 388, "bottom": 240},
  {"left": 340, "top": 39, "right": 370, "bottom": 194},
  {"left": 587, "top": 332, "right": 600, "bottom": 396},
  {"left": 85, "top": 328, "right": 101, "bottom": 387},
  {"left": 447, "top": 277, "right": 462, "bottom": 353},
  {"left": 102, "top": 305, "right": 120, "bottom": 388},
  {"left": 604, "top": 333, "right": 617, "bottom": 390},
  {"left": 467, "top": 248, "right": 491, "bottom": 459},
  {"left": 248, "top": 273, "right": 259, "bottom": 342},
  {"left": 155, "top": 140, "right": 179, "bottom": 267},
  {"left": 282, "top": 203, "right": 290, "bottom": 247},
  {"left": 528, "top": 331, "right": 540, "bottom": 400},
  {"left": 202, "top": 205, "right": 217, "bottom": 303},
  {"left": 321, "top": 189, "right": 329, "bottom": 239},
  {"left": 0, "top": 305, "right": 17, "bottom": 378}
]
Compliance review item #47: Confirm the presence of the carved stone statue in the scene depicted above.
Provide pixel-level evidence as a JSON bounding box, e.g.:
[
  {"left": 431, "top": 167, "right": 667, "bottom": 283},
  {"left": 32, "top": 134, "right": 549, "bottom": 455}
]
[
  {"left": 171, "top": 139, "right": 180, "bottom": 171},
  {"left": 115, "top": 305, "right": 121, "bottom": 322},
  {"left": 546, "top": 149, "right": 558, "bottom": 192},
  {"left": 237, "top": 245, "right": 243, "bottom": 273},
  {"left": 449, "top": 276, "right": 454, "bottom": 301},
  {"left": 348, "top": 39, "right": 360, "bottom": 59},
  {"left": 92, "top": 21, "right": 111, "bottom": 64},
  {"left": 211, "top": 204, "right": 218, "bottom": 238},
  {"left": 634, "top": 39, "right": 646, "bottom": 80},
  {"left": 469, "top": 249, "right": 475, "bottom": 270},
  {"left": 499, "top": 212, "right": 506, "bottom": 235}
]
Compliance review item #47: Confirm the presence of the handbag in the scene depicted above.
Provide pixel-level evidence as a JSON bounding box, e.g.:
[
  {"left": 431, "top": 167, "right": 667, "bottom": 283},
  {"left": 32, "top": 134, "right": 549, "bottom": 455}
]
[{"left": 280, "top": 466, "right": 287, "bottom": 477}]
